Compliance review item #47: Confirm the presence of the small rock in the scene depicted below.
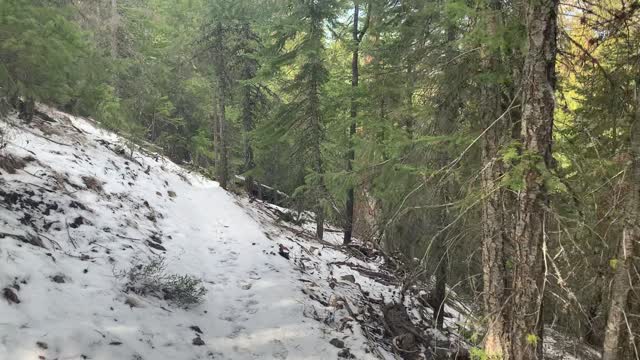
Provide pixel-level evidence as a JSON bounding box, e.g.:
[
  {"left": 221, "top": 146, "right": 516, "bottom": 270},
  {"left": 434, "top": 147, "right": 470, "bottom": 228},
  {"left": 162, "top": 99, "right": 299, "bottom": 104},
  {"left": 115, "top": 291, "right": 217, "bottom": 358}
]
[
  {"left": 69, "top": 216, "right": 85, "bottom": 228},
  {"left": 83, "top": 269, "right": 88, "bottom": 274},
  {"left": 340, "top": 275, "right": 356, "bottom": 283},
  {"left": 337, "top": 348, "right": 355, "bottom": 359},
  {"left": 190, "top": 325, "right": 203, "bottom": 334},
  {"left": 328, "top": 294, "right": 339, "bottom": 307},
  {"left": 278, "top": 244, "right": 290, "bottom": 260},
  {"left": 36, "top": 341, "right": 48, "bottom": 349},
  {"left": 109, "top": 341, "right": 122, "bottom": 346},
  {"left": 52, "top": 275, "right": 66, "bottom": 283},
  {"left": 329, "top": 338, "right": 345, "bottom": 349},
  {"left": 146, "top": 240, "right": 166, "bottom": 251},
  {"left": 167, "top": 190, "right": 176, "bottom": 198},
  {"left": 3, "top": 287, "right": 20, "bottom": 304},
  {"left": 192, "top": 336, "right": 205, "bottom": 346}
]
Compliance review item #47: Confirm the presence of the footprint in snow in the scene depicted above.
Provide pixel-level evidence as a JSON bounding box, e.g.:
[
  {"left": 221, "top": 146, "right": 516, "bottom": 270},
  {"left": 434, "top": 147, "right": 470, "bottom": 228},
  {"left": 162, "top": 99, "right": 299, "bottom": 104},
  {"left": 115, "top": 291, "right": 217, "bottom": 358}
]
[
  {"left": 226, "top": 325, "right": 246, "bottom": 339},
  {"left": 237, "top": 279, "right": 253, "bottom": 290},
  {"left": 219, "top": 251, "right": 239, "bottom": 265},
  {"left": 270, "top": 339, "right": 289, "bottom": 360},
  {"left": 244, "top": 299, "right": 259, "bottom": 314},
  {"left": 248, "top": 270, "right": 261, "bottom": 280}
]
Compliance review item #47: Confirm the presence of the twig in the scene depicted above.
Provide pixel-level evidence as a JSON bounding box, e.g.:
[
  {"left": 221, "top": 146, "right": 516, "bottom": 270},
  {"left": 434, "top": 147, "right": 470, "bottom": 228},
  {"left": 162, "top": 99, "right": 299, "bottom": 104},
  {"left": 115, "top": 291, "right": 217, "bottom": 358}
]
[
  {"left": 39, "top": 233, "right": 62, "bottom": 250},
  {"left": 65, "top": 219, "right": 78, "bottom": 249}
]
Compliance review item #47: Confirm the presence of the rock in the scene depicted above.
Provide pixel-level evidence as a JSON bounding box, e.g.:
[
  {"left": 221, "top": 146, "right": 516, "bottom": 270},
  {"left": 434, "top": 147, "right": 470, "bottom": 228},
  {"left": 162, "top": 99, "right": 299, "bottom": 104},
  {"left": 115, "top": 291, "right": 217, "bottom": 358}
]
[
  {"left": 3, "top": 287, "right": 20, "bottom": 304},
  {"left": 337, "top": 348, "right": 355, "bottom": 359},
  {"left": 190, "top": 325, "right": 203, "bottom": 334},
  {"left": 109, "top": 341, "right": 122, "bottom": 345},
  {"left": 340, "top": 275, "right": 356, "bottom": 283},
  {"left": 192, "top": 336, "right": 205, "bottom": 346},
  {"left": 51, "top": 274, "right": 66, "bottom": 283},
  {"left": 329, "top": 338, "right": 345, "bottom": 349},
  {"left": 69, "top": 216, "right": 85, "bottom": 228},
  {"left": 278, "top": 244, "right": 290, "bottom": 260},
  {"left": 36, "top": 341, "right": 48, "bottom": 350},
  {"left": 146, "top": 240, "right": 166, "bottom": 251},
  {"left": 167, "top": 190, "right": 176, "bottom": 198}
]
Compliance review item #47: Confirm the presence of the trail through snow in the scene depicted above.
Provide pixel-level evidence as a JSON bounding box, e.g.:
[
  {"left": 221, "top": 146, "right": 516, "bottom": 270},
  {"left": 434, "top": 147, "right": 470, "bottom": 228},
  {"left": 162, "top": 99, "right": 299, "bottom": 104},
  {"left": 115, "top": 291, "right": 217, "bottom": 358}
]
[{"left": 0, "top": 106, "right": 378, "bottom": 360}]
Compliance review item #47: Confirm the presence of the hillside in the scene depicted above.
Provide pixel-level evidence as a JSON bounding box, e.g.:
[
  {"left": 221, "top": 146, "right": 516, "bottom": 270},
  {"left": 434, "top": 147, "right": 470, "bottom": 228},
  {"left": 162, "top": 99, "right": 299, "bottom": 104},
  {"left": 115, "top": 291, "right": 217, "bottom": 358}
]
[
  {"left": 0, "top": 106, "right": 451, "bottom": 360},
  {"left": 0, "top": 107, "right": 602, "bottom": 360}
]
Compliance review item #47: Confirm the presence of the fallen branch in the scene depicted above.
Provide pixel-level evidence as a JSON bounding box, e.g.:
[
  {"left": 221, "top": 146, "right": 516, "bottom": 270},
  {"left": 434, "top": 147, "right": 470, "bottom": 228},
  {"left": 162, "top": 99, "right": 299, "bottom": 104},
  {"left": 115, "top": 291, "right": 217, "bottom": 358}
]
[
  {"left": 6, "top": 121, "right": 71, "bottom": 146},
  {"left": 0, "top": 231, "right": 46, "bottom": 248}
]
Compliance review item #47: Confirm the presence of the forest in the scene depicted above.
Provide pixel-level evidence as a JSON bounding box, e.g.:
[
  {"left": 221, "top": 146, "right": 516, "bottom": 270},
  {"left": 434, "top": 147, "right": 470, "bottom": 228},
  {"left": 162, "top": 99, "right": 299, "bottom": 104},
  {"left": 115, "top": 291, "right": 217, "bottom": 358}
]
[{"left": 2, "top": 0, "right": 640, "bottom": 359}]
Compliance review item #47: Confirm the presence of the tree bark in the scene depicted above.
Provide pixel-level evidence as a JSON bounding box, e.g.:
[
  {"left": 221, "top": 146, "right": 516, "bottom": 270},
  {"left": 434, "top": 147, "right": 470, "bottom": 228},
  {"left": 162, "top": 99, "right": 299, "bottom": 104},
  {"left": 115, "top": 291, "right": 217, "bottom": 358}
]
[
  {"left": 480, "top": 1, "right": 509, "bottom": 358},
  {"left": 509, "top": 1, "right": 558, "bottom": 358},
  {"left": 602, "top": 75, "right": 640, "bottom": 360},
  {"left": 431, "top": 25, "right": 457, "bottom": 332},
  {"left": 110, "top": 0, "right": 118, "bottom": 60},
  {"left": 240, "top": 23, "right": 257, "bottom": 196},
  {"left": 308, "top": 4, "right": 326, "bottom": 241},
  {"left": 344, "top": 1, "right": 364, "bottom": 245},
  {"left": 213, "top": 22, "right": 229, "bottom": 190}
]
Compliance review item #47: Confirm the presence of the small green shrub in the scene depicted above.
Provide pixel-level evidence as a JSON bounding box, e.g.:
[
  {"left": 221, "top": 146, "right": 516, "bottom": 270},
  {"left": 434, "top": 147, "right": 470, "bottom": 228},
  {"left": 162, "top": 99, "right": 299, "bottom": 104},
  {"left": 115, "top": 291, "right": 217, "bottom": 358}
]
[{"left": 123, "top": 257, "right": 207, "bottom": 308}]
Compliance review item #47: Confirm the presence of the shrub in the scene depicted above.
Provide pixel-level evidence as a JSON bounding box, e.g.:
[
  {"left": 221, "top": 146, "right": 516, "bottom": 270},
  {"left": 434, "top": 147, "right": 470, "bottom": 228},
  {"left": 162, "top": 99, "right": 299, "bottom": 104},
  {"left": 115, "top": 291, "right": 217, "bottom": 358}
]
[{"left": 123, "top": 257, "right": 207, "bottom": 308}]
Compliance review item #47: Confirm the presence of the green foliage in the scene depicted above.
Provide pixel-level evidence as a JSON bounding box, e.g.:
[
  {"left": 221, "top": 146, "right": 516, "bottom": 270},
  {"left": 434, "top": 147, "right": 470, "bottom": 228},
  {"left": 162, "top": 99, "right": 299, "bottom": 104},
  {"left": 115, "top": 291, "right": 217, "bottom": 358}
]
[
  {"left": 0, "top": 0, "right": 95, "bottom": 105},
  {"left": 526, "top": 333, "right": 539, "bottom": 346},
  {"left": 470, "top": 347, "right": 488, "bottom": 360}
]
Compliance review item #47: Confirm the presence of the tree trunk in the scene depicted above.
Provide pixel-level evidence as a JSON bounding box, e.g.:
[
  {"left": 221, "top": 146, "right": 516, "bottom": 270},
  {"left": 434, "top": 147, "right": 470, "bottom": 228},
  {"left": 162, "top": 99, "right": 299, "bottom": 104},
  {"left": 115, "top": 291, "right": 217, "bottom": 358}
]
[
  {"left": 431, "top": 25, "right": 457, "bottom": 332},
  {"left": 110, "top": 0, "right": 118, "bottom": 60},
  {"left": 509, "top": 1, "right": 558, "bottom": 358},
  {"left": 311, "top": 82, "right": 324, "bottom": 241},
  {"left": 602, "top": 75, "right": 640, "bottom": 360},
  {"left": 213, "top": 22, "right": 229, "bottom": 190},
  {"left": 216, "top": 85, "right": 229, "bottom": 190},
  {"left": 241, "top": 23, "right": 257, "bottom": 196},
  {"left": 344, "top": 1, "right": 360, "bottom": 245},
  {"left": 480, "top": 1, "right": 509, "bottom": 358}
]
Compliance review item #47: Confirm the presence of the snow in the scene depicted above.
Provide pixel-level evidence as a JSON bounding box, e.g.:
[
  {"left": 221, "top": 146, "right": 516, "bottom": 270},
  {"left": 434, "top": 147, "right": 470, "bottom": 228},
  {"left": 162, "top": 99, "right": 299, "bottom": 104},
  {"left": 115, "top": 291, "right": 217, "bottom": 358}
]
[
  {"left": 0, "top": 107, "right": 386, "bottom": 360},
  {"left": 0, "top": 105, "right": 600, "bottom": 360}
]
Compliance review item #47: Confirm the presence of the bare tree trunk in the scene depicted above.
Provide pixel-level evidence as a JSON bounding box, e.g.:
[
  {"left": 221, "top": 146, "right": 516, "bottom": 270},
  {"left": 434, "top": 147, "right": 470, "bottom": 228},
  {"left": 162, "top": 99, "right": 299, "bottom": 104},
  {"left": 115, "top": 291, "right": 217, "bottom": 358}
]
[
  {"left": 310, "top": 81, "right": 324, "bottom": 240},
  {"left": 110, "top": 0, "right": 117, "bottom": 60},
  {"left": 216, "top": 86, "right": 229, "bottom": 190},
  {"left": 344, "top": 1, "right": 370, "bottom": 245},
  {"left": 431, "top": 25, "right": 457, "bottom": 332},
  {"left": 480, "top": 1, "right": 509, "bottom": 358},
  {"left": 213, "top": 22, "right": 229, "bottom": 190},
  {"left": 240, "top": 23, "right": 257, "bottom": 196},
  {"left": 602, "top": 75, "right": 640, "bottom": 360},
  {"left": 344, "top": 0, "right": 360, "bottom": 245},
  {"left": 509, "top": 0, "right": 558, "bottom": 358}
]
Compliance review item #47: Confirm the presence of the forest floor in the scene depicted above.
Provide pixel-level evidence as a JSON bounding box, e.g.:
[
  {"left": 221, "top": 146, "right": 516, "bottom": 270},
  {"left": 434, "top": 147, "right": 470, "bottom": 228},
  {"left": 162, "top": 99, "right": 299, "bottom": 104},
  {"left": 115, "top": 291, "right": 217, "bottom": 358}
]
[{"left": 0, "top": 106, "right": 599, "bottom": 360}]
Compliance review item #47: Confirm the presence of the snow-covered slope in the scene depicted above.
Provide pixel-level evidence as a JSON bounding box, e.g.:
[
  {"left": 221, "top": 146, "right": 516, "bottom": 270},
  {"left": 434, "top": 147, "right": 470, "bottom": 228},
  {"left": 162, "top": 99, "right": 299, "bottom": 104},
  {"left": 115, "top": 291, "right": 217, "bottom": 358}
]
[
  {"left": 0, "top": 106, "right": 600, "bottom": 360},
  {"left": 0, "top": 106, "right": 398, "bottom": 360}
]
